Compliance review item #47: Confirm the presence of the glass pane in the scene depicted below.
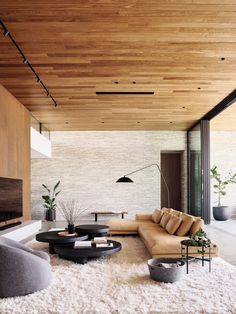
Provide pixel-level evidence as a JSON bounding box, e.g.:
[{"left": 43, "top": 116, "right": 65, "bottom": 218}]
[{"left": 188, "top": 123, "right": 202, "bottom": 217}]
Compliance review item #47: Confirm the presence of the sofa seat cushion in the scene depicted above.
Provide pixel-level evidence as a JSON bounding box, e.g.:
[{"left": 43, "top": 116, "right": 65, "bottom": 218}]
[
  {"left": 107, "top": 219, "right": 139, "bottom": 232},
  {"left": 139, "top": 226, "right": 188, "bottom": 255},
  {"left": 138, "top": 224, "right": 168, "bottom": 249},
  {"left": 138, "top": 222, "right": 162, "bottom": 231}
]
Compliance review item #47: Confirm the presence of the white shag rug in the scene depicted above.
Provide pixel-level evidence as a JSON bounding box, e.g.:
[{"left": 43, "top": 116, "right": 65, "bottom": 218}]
[{"left": 0, "top": 236, "right": 236, "bottom": 314}]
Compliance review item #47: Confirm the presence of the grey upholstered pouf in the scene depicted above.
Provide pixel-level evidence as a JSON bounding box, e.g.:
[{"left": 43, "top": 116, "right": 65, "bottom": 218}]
[
  {"left": 148, "top": 258, "right": 185, "bottom": 283},
  {"left": 0, "top": 237, "right": 52, "bottom": 298}
]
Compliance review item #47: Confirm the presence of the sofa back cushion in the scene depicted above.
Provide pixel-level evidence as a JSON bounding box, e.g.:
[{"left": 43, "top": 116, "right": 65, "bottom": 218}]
[
  {"left": 190, "top": 218, "right": 204, "bottom": 234},
  {"left": 171, "top": 209, "right": 181, "bottom": 217},
  {"left": 175, "top": 213, "right": 194, "bottom": 236},
  {"left": 152, "top": 209, "right": 163, "bottom": 223},
  {"left": 162, "top": 207, "right": 173, "bottom": 214},
  {"left": 160, "top": 212, "right": 172, "bottom": 228},
  {"left": 165, "top": 214, "right": 183, "bottom": 235}
]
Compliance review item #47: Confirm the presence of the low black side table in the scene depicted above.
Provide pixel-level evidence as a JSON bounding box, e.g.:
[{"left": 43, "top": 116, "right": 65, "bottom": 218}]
[
  {"left": 75, "top": 224, "right": 109, "bottom": 239},
  {"left": 181, "top": 239, "right": 212, "bottom": 274},
  {"left": 36, "top": 231, "right": 88, "bottom": 254}
]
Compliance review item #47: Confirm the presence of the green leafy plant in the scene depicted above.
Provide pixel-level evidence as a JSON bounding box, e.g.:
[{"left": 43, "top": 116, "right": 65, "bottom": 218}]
[
  {"left": 42, "top": 181, "right": 61, "bottom": 211},
  {"left": 190, "top": 229, "right": 211, "bottom": 247},
  {"left": 210, "top": 165, "right": 236, "bottom": 206}
]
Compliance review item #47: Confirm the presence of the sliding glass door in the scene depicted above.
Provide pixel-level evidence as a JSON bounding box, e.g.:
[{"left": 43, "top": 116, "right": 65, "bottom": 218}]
[{"left": 188, "top": 120, "right": 210, "bottom": 223}]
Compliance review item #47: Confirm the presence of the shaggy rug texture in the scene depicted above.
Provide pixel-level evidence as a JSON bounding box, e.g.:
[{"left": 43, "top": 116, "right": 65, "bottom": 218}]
[{"left": 0, "top": 236, "right": 235, "bottom": 314}]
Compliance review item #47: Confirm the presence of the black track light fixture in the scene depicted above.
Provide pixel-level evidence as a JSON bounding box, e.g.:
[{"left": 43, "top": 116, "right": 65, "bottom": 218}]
[
  {"left": 0, "top": 19, "right": 58, "bottom": 108},
  {"left": 3, "top": 29, "right": 9, "bottom": 37}
]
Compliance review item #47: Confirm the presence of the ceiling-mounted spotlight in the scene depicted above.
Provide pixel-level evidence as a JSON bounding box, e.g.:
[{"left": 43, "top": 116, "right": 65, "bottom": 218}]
[
  {"left": 23, "top": 58, "right": 28, "bottom": 64},
  {"left": 37, "top": 77, "right": 41, "bottom": 83},
  {"left": 3, "top": 29, "right": 9, "bottom": 36}
]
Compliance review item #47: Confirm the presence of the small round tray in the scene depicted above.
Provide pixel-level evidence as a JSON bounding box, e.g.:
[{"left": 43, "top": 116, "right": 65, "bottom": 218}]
[{"left": 58, "top": 231, "right": 77, "bottom": 237}]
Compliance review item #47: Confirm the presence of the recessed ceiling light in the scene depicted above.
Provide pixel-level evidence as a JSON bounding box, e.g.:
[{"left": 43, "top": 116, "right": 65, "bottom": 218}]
[
  {"left": 65, "top": 122, "right": 69, "bottom": 124},
  {"left": 114, "top": 81, "right": 119, "bottom": 84},
  {"left": 221, "top": 57, "right": 225, "bottom": 61},
  {"left": 133, "top": 81, "right": 136, "bottom": 84},
  {"left": 198, "top": 87, "right": 201, "bottom": 90}
]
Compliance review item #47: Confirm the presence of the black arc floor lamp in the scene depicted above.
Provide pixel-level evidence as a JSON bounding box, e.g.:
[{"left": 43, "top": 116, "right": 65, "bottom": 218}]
[{"left": 116, "top": 163, "right": 170, "bottom": 208}]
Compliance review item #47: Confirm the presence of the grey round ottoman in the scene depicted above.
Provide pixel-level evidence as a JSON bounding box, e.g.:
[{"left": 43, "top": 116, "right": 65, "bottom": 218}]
[
  {"left": 148, "top": 258, "right": 185, "bottom": 283},
  {"left": 0, "top": 237, "right": 52, "bottom": 298}
]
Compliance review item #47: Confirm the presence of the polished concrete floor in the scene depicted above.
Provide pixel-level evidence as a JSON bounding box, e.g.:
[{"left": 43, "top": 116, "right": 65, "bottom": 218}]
[
  {"left": 205, "top": 219, "right": 236, "bottom": 266},
  {"left": 40, "top": 218, "right": 236, "bottom": 266}
]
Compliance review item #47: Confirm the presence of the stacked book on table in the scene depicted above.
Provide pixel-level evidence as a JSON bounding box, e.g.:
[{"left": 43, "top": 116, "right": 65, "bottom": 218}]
[
  {"left": 74, "top": 237, "right": 113, "bottom": 248},
  {"left": 93, "top": 237, "right": 113, "bottom": 247}
]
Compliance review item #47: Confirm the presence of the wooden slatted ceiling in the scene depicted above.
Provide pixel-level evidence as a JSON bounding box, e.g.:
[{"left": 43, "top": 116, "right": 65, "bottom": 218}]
[{"left": 0, "top": 0, "right": 236, "bottom": 131}]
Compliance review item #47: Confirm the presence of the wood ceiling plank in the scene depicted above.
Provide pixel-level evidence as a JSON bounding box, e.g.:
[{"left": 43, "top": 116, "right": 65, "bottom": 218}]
[{"left": 0, "top": 0, "right": 235, "bottom": 130}]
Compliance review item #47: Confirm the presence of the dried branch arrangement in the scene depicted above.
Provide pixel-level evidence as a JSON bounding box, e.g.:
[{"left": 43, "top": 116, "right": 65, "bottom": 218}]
[{"left": 57, "top": 200, "right": 88, "bottom": 224}]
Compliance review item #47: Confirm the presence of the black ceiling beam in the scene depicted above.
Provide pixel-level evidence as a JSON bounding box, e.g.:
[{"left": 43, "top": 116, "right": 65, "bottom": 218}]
[
  {"left": 202, "top": 88, "right": 236, "bottom": 121},
  {"left": 0, "top": 19, "right": 58, "bottom": 107}
]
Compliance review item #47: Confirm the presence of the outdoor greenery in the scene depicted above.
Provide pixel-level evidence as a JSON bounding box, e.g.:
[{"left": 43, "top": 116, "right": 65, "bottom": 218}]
[
  {"left": 42, "top": 181, "right": 61, "bottom": 211},
  {"left": 190, "top": 229, "right": 211, "bottom": 247},
  {"left": 210, "top": 165, "right": 236, "bottom": 206}
]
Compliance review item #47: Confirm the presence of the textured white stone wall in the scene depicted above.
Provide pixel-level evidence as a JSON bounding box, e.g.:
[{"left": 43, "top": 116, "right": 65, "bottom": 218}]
[
  {"left": 211, "top": 131, "right": 236, "bottom": 216},
  {"left": 31, "top": 131, "right": 187, "bottom": 221}
]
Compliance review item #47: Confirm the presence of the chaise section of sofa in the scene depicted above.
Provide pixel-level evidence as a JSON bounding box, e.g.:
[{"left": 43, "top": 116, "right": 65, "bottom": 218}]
[{"left": 107, "top": 207, "right": 218, "bottom": 258}]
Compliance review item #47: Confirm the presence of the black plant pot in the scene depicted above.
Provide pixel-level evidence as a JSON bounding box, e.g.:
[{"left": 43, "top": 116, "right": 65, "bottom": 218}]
[
  {"left": 45, "top": 209, "right": 56, "bottom": 221},
  {"left": 213, "top": 206, "right": 232, "bottom": 221},
  {"left": 68, "top": 224, "right": 75, "bottom": 234}
]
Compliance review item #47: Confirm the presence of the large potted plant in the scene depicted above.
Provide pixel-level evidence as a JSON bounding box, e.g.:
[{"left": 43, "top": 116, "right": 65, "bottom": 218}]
[
  {"left": 210, "top": 165, "right": 236, "bottom": 221},
  {"left": 42, "top": 181, "right": 61, "bottom": 221}
]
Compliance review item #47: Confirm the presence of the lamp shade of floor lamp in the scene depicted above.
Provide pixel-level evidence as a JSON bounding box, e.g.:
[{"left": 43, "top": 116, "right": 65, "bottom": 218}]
[{"left": 116, "top": 163, "right": 170, "bottom": 208}]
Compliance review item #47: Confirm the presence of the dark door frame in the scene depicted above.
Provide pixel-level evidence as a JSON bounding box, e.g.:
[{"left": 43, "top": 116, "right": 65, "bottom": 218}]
[
  {"left": 187, "top": 89, "right": 236, "bottom": 224},
  {"left": 161, "top": 152, "right": 182, "bottom": 211}
]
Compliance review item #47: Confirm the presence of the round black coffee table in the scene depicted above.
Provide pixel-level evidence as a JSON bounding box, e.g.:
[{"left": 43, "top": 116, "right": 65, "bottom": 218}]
[
  {"left": 36, "top": 230, "right": 88, "bottom": 254},
  {"left": 75, "top": 224, "right": 109, "bottom": 239},
  {"left": 54, "top": 240, "right": 121, "bottom": 264}
]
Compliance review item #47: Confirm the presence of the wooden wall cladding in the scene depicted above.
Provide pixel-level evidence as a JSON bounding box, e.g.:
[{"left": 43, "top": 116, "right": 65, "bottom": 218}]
[
  {"left": 0, "top": 84, "right": 31, "bottom": 221},
  {"left": 0, "top": 1, "right": 236, "bottom": 130}
]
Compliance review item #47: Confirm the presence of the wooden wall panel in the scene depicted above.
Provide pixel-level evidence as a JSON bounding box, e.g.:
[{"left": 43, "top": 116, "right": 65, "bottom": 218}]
[{"left": 0, "top": 84, "right": 31, "bottom": 221}]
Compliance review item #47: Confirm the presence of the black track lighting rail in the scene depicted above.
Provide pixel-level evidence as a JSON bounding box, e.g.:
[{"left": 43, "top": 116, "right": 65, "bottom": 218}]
[
  {"left": 96, "top": 92, "right": 155, "bottom": 95},
  {"left": 0, "top": 19, "right": 58, "bottom": 107}
]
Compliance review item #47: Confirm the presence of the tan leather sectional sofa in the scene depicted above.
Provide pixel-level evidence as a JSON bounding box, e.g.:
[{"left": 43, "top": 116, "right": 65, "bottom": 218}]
[{"left": 107, "top": 208, "right": 218, "bottom": 258}]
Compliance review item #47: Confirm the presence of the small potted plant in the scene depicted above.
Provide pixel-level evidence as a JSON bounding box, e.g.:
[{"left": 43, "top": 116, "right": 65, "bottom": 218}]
[
  {"left": 57, "top": 200, "right": 88, "bottom": 234},
  {"left": 190, "top": 229, "right": 211, "bottom": 248},
  {"left": 42, "top": 181, "right": 61, "bottom": 221},
  {"left": 211, "top": 165, "right": 236, "bottom": 221}
]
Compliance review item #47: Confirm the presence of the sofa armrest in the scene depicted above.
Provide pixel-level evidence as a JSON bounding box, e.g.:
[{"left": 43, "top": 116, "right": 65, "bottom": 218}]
[{"left": 135, "top": 213, "right": 152, "bottom": 221}]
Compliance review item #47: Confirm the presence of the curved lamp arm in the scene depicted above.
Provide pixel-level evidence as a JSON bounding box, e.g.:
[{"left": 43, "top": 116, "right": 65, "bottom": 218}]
[{"left": 117, "top": 163, "right": 170, "bottom": 208}]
